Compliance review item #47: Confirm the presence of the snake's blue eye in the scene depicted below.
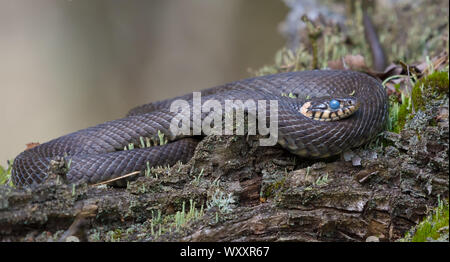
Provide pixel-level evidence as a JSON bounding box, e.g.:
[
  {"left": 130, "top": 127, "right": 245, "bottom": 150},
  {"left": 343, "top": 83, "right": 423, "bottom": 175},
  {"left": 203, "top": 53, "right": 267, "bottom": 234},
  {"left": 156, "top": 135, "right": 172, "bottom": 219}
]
[{"left": 329, "top": 99, "right": 340, "bottom": 109}]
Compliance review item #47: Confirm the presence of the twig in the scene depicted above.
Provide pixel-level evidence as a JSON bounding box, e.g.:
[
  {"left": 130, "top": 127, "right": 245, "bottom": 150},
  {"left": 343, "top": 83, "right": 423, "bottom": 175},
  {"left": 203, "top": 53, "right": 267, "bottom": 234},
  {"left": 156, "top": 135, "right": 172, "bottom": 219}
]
[{"left": 90, "top": 171, "right": 141, "bottom": 187}]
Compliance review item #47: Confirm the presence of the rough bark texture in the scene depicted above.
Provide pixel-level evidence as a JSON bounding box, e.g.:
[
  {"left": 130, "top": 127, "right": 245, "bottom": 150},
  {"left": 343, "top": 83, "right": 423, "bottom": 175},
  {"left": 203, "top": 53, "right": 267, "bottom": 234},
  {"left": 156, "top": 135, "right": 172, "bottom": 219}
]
[{"left": 0, "top": 96, "right": 448, "bottom": 242}]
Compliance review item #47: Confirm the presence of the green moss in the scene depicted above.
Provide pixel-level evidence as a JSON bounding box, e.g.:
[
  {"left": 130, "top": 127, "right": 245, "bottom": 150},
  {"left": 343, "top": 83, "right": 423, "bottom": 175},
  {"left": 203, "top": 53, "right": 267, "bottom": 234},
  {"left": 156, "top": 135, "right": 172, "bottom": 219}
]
[
  {"left": 0, "top": 161, "right": 13, "bottom": 187},
  {"left": 148, "top": 199, "right": 204, "bottom": 239},
  {"left": 400, "top": 198, "right": 449, "bottom": 242},
  {"left": 418, "top": 71, "right": 449, "bottom": 95},
  {"left": 388, "top": 70, "right": 449, "bottom": 133},
  {"left": 411, "top": 71, "right": 449, "bottom": 113},
  {"left": 0, "top": 165, "right": 9, "bottom": 185},
  {"left": 396, "top": 99, "right": 410, "bottom": 133},
  {"left": 262, "top": 177, "right": 286, "bottom": 199},
  {"left": 388, "top": 92, "right": 412, "bottom": 134},
  {"left": 106, "top": 228, "right": 123, "bottom": 242},
  {"left": 411, "top": 83, "right": 426, "bottom": 112},
  {"left": 97, "top": 199, "right": 205, "bottom": 241}
]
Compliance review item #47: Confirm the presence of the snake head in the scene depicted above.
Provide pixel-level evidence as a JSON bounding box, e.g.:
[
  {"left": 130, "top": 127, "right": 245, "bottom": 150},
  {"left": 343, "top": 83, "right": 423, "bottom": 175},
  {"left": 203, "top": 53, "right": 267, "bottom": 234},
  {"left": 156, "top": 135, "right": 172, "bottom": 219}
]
[{"left": 299, "top": 97, "right": 360, "bottom": 121}]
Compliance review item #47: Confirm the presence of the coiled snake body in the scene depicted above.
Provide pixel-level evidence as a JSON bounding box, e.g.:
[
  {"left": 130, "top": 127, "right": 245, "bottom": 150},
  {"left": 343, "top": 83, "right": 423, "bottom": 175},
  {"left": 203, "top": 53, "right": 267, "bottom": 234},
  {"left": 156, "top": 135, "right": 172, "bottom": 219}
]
[{"left": 12, "top": 70, "right": 387, "bottom": 187}]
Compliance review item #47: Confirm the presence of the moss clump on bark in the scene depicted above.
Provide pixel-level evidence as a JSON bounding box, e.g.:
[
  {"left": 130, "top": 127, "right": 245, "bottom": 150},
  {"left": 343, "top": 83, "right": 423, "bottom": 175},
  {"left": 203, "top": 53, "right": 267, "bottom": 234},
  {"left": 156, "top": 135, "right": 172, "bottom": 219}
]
[{"left": 400, "top": 198, "right": 449, "bottom": 242}]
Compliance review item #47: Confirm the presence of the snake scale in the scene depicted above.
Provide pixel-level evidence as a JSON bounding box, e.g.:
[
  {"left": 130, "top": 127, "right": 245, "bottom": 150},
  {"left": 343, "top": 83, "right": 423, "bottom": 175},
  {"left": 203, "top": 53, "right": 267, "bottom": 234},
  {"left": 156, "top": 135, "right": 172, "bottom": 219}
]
[{"left": 12, "top": 70, "right": 388, "bottom": 187}]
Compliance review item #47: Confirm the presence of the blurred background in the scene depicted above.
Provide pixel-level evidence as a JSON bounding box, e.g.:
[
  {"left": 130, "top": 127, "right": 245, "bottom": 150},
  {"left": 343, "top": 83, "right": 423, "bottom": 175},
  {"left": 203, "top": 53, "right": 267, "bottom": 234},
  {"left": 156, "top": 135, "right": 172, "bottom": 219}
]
[
  {"left": 0, "top": 0, "right": 289, "bottom": 164},
  {"left": 1, "top": 0, "right": 446, "bottom": 165}
]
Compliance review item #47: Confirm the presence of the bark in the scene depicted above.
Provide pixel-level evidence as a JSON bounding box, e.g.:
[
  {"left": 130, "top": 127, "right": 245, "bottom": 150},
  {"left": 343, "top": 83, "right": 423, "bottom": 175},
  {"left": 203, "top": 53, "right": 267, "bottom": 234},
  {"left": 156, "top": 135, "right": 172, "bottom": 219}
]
[{"left": 0, "top": 98, "right": 448, "bottom": 242}]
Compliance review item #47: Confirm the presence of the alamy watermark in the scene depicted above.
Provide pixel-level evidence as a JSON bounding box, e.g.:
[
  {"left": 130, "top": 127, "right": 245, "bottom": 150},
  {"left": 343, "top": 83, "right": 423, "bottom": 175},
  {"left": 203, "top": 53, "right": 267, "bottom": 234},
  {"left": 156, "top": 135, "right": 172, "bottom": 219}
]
[{"left": 169, "top": 92, "right": 278, "bottom": 146}]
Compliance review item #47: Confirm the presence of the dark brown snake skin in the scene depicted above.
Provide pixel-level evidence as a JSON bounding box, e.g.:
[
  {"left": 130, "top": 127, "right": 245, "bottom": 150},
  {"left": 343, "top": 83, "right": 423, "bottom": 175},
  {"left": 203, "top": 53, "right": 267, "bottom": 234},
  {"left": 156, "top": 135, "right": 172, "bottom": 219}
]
[{"left": 12, "top": 70, "right": 388, "bottom": 187}]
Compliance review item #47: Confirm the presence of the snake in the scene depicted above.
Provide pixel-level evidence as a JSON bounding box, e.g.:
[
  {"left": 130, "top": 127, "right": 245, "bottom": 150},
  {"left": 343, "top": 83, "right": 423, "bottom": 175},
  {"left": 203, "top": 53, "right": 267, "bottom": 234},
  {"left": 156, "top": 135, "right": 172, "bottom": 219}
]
[{"left": 11, "top": 70, "right": 388, "bottom": 187}]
